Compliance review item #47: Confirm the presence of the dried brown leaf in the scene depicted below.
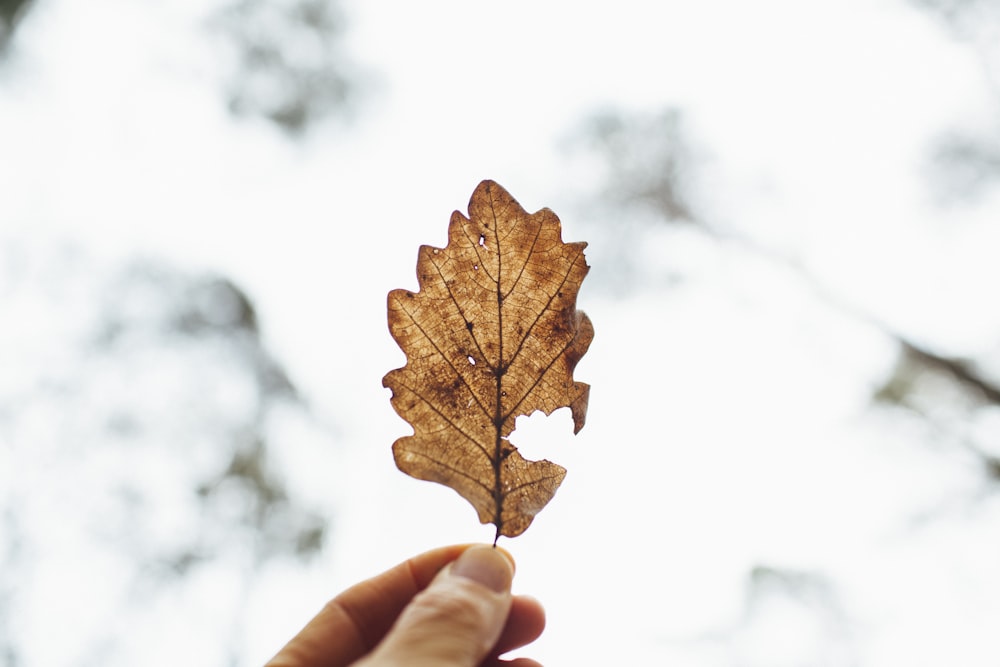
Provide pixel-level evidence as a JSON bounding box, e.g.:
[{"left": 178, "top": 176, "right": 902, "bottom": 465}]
[{"left": 382, "top": 180, "right": 593, "bottom": 541}]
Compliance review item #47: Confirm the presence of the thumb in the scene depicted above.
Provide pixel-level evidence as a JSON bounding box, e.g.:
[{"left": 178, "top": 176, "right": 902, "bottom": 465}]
[{"left": 356, "top": 545, "right": 515, "bottom": 667}]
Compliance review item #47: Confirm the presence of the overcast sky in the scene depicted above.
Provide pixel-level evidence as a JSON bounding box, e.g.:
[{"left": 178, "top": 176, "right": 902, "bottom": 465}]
[{"left": 3, "top": 1, "right": 1000, "bottom": 665}]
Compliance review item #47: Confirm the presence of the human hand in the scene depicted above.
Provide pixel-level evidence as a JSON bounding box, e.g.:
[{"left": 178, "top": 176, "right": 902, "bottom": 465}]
[{"left": 265, "top": 544, "right": 546, "bottom": 667}]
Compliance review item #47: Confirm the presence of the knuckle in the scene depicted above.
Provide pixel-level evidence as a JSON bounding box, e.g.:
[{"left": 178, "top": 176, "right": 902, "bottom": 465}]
[{"left": 409, "top": 584, "right": 493, "bottom": 629}]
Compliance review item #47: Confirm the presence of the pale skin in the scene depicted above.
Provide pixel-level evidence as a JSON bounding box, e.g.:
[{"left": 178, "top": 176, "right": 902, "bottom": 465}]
[{"left": 265, "top": 544, "right": 546, "bottom": 667}]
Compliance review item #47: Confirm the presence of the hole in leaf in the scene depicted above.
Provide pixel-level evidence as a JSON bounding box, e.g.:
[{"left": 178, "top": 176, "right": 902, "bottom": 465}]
[{"left": 514, "top": 408, "right": 575, "bottom": 461}]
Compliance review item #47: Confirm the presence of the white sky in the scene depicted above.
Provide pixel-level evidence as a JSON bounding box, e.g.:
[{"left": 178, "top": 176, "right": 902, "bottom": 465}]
[{"left": 3, "top": 0, "right": 1000, "bottom": 665}]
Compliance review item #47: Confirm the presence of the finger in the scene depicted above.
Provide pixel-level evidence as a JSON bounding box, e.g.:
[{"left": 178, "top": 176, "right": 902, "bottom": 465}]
[
  {"left": 493, "top": 595, "right": 545, "bottom": 655},
  {"left": 266, "top": 544, "right": 476, "bottom": 667},
  {"left": 357, "top": 545, "right": 516, "bottom": 667},
  {"left": 483, "top": 658, "right": 544, "bottom": 667}
]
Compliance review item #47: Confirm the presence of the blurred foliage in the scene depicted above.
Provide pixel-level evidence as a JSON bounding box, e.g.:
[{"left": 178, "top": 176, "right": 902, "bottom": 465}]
[
  {"left": 912, "top": 0, "right": 1000, "bottom": 202},
  {"left": 0, "top": 241, "right": 330, "bottom": 664},
  {"left": 90, "top": 262, "right": 327, "bottom": 564},
  {"left": 564, "top": 108, "right": 703, "bottom": 291},
  {"left": 886, "top": 0, "right": 1000, "bottom": 485},
  {"left": 875, "top": 341, "right": 1000, "bottom": 484},
  {"left": 574, "top": 108, "right": 697, "bottom": 224},
  {"left": 733, "top": 566, "right": 855, "bottom": 666},
  {"left": 685, "top": 565, "right": 855, "bottom": 665},
  {"left": 926, "top": 132, "right": 1000, "bottom": 203},
  {"left": 577, "top": 103, "right": 1000, "bottom": 493},
  {"left": 1, "top": 0, "right": 362, "bottom": 135},
  {"left": 0, "top": 510, "right": 19, "bottom": 665},
  {"left": 0, "top": 0, "right": 32, "bottom": 54},
  {"left": 211, "top": 0, "right": 361, "bottom": 135},
  {"left": 911, "top": 0, "right": 1000, "bottom": 37}
]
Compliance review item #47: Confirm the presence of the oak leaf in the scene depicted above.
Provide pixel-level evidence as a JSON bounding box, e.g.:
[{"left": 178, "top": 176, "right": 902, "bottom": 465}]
[{"left": 383, "top": 180, "right": 593, "bottom": 541}]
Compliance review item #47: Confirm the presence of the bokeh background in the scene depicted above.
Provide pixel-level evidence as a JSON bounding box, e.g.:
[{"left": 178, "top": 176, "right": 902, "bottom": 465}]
[{"left": 2, "top": 0, "right": 1000, "bottom": 665}]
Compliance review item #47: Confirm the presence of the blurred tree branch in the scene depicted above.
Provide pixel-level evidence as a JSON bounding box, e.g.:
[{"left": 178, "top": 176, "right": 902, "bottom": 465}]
[{"left": 875, "top": 341, "right": 1000, "bottom": 483}]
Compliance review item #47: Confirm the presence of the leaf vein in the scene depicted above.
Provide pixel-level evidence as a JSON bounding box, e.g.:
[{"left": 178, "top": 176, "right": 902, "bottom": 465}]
[
  {"left": 460, "top": 223, "right": 498, "bottom": 285},
  {"left": 502, "top": 472, "right": 565, "bottom": 498},
  {"left": 503, "top": 220, "right": 544, "bottom": 302},
  {"left": 395, "top": 297, "right": 492, "bottom": 421},
  {"left": 406, "top": 450, "right": 493, "bottom": 494},
  {"left": 502, "top": 321, "right": 583, "bottom": 423},
  {"left": 427, "top": 253, "right": 492, "bottom": 403},
  {"left": 394, "top": 378, "right": 492, "bottom": 461},
  {"left": 502, "top": 245, "right": 586, "bottom": 382}
]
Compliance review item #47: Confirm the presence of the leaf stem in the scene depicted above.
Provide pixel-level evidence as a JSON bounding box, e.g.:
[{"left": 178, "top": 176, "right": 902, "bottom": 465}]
[{"left": 492, "top": 191, "right": 505, "bottom": 543}]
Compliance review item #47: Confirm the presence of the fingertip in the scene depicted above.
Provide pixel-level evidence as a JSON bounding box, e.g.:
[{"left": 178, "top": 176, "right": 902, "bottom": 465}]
[
  {"left": 484, "top": 656, "right": 545, "bottom": 667},
  {"left": 494, "top": 545, "right": 516, "bottom": 574},
  {"left": 451, "top": 545, "right": 515, "bottom": 593},
  {"left": 494, "top": 595, "right": 546, "bottom": 655},
  {"left": 511, "top": 594, "right": 545, "bottom": 630}
]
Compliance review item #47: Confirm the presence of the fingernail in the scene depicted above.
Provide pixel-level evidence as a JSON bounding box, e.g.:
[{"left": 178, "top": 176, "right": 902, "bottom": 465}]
[{"left": 451, "top": 546, "right": 514, "bottom": 593}]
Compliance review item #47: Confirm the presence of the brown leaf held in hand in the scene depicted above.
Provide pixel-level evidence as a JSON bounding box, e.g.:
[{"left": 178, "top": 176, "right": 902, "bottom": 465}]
[{"left": 383, "top": 180, "right": 594, "bottom": 541}]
